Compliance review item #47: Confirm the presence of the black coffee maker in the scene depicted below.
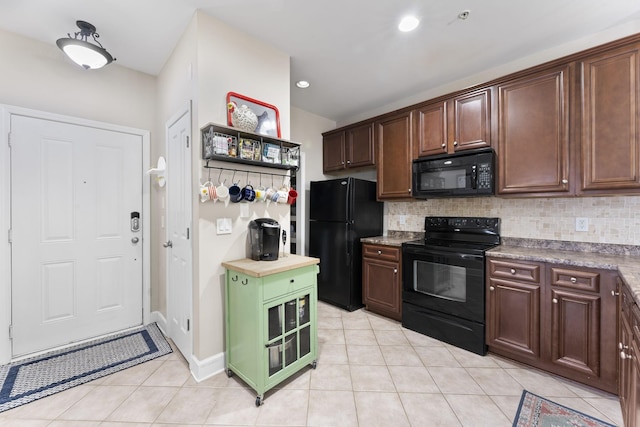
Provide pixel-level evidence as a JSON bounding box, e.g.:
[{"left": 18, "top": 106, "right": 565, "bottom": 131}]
[{"left": 248, "top": 218, "right": 280, "bottom": 261}]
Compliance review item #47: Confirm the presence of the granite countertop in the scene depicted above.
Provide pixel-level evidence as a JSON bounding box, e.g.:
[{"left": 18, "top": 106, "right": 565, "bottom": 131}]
[
  {"left": 361, "top": 231, "right": 424, "bottom": 247},
  {"left": 487, "top": 238, "right": 640, "bottom": 305}
]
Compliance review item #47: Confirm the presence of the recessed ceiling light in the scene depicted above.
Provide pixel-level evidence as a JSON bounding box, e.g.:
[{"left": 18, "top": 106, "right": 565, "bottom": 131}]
[
  {"left": 398, "top": 15, "right": 420, "bottom": 32},
  {"left": 296, "top": 80, "right": 310, "bottom": 89}
]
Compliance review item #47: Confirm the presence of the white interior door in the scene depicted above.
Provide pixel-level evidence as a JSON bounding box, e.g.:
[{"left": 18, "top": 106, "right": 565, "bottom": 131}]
[
  {"left": 10, "top": 114, "right": 143, "bottom": 357},
  {"left": 166, "top": 107, "right": 192, "bottom": 360}
]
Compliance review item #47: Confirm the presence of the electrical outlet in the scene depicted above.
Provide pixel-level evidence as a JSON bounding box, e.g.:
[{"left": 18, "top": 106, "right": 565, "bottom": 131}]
[
  {"left": 575, "top": 217, "right": 589, "bottom": 232},
  {"left": 399, "top": 215, "right": 406, "bottom": 225}
]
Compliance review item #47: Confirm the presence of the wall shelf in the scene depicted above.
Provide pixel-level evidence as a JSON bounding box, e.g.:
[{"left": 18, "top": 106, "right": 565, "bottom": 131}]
[{"left": 201, "top": 123, "right": 300, "bottom": 171}]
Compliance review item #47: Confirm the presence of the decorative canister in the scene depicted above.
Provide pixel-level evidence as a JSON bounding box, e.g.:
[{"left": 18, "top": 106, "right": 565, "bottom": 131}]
[{"left": 228, "top": 101, "right": 258, "bottom": 132}]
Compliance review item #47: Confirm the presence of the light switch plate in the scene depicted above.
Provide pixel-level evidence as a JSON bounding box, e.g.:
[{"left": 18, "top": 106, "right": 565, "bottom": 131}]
[{"left": 217, "top": 218, "right": 232, "bottom": 235}]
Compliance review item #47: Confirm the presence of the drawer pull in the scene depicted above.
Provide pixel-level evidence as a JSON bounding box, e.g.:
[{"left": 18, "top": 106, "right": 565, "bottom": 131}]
[
  {"left": 241, "top": 279, "right": 248, "bottom": 286},
  {"left": 612, "top": 290, "right": 620, "bottom": 296},
  {"left": 378, "top": 250, "right": 382, "bottom": 255},
  {"left": 552, "top": 298, "right": 558, "bottom": 304},
  {"left": 510, "top": 268, "right": 516, "bottom": 275},
  {"left": 231, "top": 275, "right": 238, "bottom": 282},
  {"left": 489, "top": 286, "right": 495, "bottom": 291},
  {"left": 570, "top": 277, "right": 577, "bottom": 284}
]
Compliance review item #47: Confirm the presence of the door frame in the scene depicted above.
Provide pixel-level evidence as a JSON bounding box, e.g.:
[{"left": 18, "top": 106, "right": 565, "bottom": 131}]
[
  {"left": 0, "top": 104, "right": 151, "bottom": 364},
  {"left": 164, "top": 101, "right": 193, "bottom": 363}
]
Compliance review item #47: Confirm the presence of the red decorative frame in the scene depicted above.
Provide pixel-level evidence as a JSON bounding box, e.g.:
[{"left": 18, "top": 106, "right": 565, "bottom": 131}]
[{"left": 226, "top": 92, "right": 281, "bottom": 138}]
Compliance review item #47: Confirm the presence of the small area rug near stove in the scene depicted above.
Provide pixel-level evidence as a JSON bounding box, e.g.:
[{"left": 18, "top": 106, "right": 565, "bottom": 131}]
[
  {"left": 513, "top": 390, "right": 617, "bottom": 427},
  {"left": 0, "top": 322, "right": 171, "bottom": 413}
]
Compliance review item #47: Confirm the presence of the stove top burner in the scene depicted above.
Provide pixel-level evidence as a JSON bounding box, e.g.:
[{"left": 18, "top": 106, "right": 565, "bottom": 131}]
[{"left": 403, "top": 216, "right": 501, "bottom": 253}]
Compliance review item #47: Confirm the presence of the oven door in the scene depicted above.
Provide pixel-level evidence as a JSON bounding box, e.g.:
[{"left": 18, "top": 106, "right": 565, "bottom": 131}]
[{"left": 402, "top": 244, "right": 485, "bottom": 323}]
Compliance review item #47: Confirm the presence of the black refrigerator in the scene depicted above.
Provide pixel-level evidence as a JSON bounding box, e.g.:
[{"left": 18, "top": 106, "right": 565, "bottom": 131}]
[{"left": 309, "top": 177, "right": 383, "bottom": 311}]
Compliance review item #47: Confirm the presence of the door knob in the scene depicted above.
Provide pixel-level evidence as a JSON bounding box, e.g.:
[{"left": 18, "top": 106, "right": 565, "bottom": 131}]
[
  {"left": 131, "top": 237, "right": 139, "bottom": 244},
  {"left": 163, "top": 240, "right": 173, "bottom": 248}
]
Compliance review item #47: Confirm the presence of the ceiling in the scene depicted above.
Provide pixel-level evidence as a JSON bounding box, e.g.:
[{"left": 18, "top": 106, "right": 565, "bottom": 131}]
[{"left": 1, "top": 0, "right": 640, "bottom": 123}]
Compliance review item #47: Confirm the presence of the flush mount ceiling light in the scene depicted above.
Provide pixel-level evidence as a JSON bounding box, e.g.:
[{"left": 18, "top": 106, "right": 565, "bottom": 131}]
[
  {"left": 296, "top": 80, "right": 310, "bottom": 89},
  {"left": 398, "top": 15, "right": 420, "bottom": 32},
  {"left": 56, "top": 20, "right": 115, "bottom": 70}
]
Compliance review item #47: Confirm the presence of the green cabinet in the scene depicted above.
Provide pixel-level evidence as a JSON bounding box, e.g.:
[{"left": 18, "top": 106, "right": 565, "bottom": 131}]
[{"left": 223, "top": 256, "right": 319, "bottom": 406}]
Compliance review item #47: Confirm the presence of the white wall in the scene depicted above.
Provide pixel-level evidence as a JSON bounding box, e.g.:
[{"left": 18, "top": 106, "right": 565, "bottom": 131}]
[
  {"left": 193, "top": 12, "right": 291, "bottom": 363},
  {"left": 0, "top": 29, "right": 156, "bottom": 130},
  {"left": 339, "top": 20, "right": 640, "bottom": 127}
]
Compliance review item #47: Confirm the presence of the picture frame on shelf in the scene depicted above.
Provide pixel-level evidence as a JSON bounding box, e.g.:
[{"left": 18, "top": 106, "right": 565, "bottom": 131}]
[{"left": 227, "top": 92, "right": 281, "bottom": 138}]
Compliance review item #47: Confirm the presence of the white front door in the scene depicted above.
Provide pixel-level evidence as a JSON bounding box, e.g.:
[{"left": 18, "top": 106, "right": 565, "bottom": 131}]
[
  {"left": 10, "top": 114, "right": 143, "bottom": 356},
  {"left": 166, "top": 106, "right": 192, "bottom": 360}
]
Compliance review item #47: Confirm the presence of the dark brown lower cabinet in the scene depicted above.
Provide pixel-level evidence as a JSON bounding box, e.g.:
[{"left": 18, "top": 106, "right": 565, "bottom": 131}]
[
  {"left": 619, "top": 282, "right": 640, "bottom": 427},
  {"left": 487, "top": 257, "right": 618, "bottom": 394},
  {"left": 362, "top": 244, "right": 401, "bottom": 321}
]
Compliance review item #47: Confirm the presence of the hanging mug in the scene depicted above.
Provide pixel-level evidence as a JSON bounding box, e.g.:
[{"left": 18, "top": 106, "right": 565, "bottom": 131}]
[
  {"left": 216, "top": 181, "right": 229, "bottom": 204},
  {"left": 242, "top": 184, "right": 256, "bottom": 202},
  {"left": 287, "top": 188, "right": 298, "bottom": 205},
  {"left": 255, "top": 186, "right": 267, "bottom": 202},
  {"left": 229, "top": 183, "right": 243, "bottom": 203}
]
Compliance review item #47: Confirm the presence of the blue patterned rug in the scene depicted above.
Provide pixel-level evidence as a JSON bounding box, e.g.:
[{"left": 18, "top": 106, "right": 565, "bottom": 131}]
[
  {"left": 0, "top": 322, "right": 172, "bottom": 413},
  {"left": 513, "top": 390, "right": 617, "bottom": 427}
]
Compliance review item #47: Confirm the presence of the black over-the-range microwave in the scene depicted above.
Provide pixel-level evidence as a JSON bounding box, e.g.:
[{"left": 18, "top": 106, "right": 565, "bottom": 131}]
[{"left": 412, "top": 147, "right": 495, "bottom": 198}]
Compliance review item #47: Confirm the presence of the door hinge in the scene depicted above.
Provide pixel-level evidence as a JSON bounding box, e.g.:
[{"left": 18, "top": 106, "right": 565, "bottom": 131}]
[
  {"left": 186, "top": 136, "right": 190, "bottom": 148},
  {"left": 7, "top": 229, "right": 11, "bottom": 244},
  {"left": 8, "top": 324, "right": 13, "bottom": 340},
  {"left": 187, "top": 319, "right": 190, "bottom": 332},
  {"left": 186, "top": 228, "right": 189, "bottom": 239}
]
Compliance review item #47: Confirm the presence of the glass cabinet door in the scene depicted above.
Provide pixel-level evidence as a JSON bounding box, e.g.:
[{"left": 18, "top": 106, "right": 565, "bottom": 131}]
[{"left": 265, "top": 293, "right": 312, "bottom": 377}]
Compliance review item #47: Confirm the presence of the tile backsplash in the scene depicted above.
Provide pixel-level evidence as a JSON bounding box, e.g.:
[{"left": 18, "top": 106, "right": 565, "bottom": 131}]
[{"left": 386, "top": 195, "right": 640, "bottom": 245}]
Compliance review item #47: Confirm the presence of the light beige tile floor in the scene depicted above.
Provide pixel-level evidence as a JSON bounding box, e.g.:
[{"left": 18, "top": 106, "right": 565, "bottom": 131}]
[{"left": 0, "top": 301, "right": 624, "bottom": 426}]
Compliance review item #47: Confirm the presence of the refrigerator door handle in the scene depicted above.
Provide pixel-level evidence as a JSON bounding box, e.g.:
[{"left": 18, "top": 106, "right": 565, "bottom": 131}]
[{"left": 345, "top": 224, "right": 350, "bottom": 266}]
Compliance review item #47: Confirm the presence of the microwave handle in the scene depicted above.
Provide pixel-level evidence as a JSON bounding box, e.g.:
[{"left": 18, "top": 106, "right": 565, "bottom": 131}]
[{"left": 471, "top": 165, "right": 477, "bottom": 189}]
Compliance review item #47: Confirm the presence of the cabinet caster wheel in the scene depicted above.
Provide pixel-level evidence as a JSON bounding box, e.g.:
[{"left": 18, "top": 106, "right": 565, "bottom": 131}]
[
  {"left": 226, "top": 369, "right": 233, "bottom": 378},
  {"left": 255, "top": 396, "right": 263, "bottom": 407},
  {"left": 311, "top": 360, "right": 317, "bottom": 369}
]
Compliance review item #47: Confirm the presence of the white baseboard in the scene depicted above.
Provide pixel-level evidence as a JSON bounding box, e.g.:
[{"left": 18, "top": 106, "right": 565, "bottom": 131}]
[
  {"left": 150, "top": 311, "right": 168, "bottom": 334},
  {"left": 189, "top": 351, "right": 226, "bottom": 382},
  {"left": 150, "top": 310, "right": 224, "bottom": 382}
]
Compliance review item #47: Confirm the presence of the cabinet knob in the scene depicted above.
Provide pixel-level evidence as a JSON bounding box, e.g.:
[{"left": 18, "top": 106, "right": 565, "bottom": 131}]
[
  {"left": 510, "top": 268, "right": 516, "bottom": 275},
  {"left": 347, "top": 160, "right": 351, "bottom": 164},
  {"left": 621, "top": 350, "right": 633, "bottom": 360},
  {"left": 620, "top": 342, "right": 629, "bottom": 350},
  {"left": 552, "top": 298, "right": 558, "bottom": 304},
  {"left": 489, "top": 286, "right": 495, "bottom": 291},
  {"left": 570, "top": 277, "right": 577, "bottom": 284},
  {"left": 612, "top": 290, "right": 620, "bottom": 296},
  {"left": 393, "top": 268, "right": 398, "bottom": 274},
  {"left": 453, "top": 141, "right": 458, "bottom": 146},
  {"left": 562, "top": 179, "right": 568, "bottom": 184},
  {"left": 408, "top": 189, "right": 412, "bottom": 193},
  {"left": 377, "top": 250, "right": 382, "bottom": 255},
  {"left": 441, "top": 143, "right": 446, "bottom": 148}
]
